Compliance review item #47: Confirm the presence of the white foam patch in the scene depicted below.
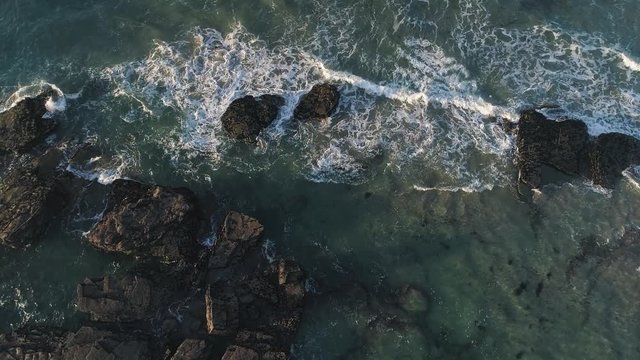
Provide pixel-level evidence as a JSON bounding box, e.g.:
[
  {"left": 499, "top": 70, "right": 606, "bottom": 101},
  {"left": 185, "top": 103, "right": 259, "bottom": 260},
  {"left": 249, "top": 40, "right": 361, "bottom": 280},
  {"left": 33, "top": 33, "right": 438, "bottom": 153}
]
[
  {"left": 1, "top": 82, "right": 67, "bottom": 116},
  {"left": 103, "top": 22, "right": 515, "bottom": 191},
  {"left": 453, "top": 0, "right": 640, "bottom": 137}
]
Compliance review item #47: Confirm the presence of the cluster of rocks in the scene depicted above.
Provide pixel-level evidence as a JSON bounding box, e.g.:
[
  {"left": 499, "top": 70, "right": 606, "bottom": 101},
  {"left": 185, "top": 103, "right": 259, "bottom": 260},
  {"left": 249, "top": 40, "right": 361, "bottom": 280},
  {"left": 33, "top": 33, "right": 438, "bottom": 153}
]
[
  {"left": 0, "top": 93, "right": 308, "bottom": 359},
  {"left": 221, "top": 83, "right": 340, "bottom": 144},
  {"left": 516, "top": 110, "right": 640, "bottom": 189}
]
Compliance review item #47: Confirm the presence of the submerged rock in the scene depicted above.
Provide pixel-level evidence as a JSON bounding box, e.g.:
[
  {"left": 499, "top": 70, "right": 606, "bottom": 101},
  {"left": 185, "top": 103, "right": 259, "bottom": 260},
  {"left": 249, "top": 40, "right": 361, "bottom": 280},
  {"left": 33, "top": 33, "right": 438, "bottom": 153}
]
[
  {"left": 396, "top": 285, "right": 429, "bottom": 313},
  {"left": 221, "top": 95, "right": 284, "bottom": 144},
  {"left": 516, "top": 110, "right": 640, "bottom": 188},
  {"left": 0, "top": 92, "right": 57, "bottom": 153},
  {"left": 0, "top": 152, "right": 69, "bottom": 248},
  {"left": 86, "top": 179, "right": 203, "bottom": 263},
  {"left": 293, "top": 83, "right": 340, "bottom": 121}
]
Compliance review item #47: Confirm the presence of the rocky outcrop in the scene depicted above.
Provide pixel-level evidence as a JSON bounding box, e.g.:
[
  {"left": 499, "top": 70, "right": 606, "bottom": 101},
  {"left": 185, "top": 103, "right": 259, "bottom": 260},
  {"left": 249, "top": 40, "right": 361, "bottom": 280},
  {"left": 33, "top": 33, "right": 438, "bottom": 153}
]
[
  {"left": 0, "top": 152, "right": 69, "bottom": 248},
  {"left": 516, "top": 110, "right": 640, "bottom": 188},
  {"left": 221, "top": 95, "right": 284, "bottom": 144},
  {"left": 76, "top": 274, "right": 155, "bottom": 323},
  {"left": 0, "top": 92, "right": 57, "bottom": 153},
  {"left": 0, "top": 327, "right": 153, "bottom": 360},
  {"left": 206, "top": 213, "right": 306, "bottom": 359},
  {"left": 86, "top": 179, "right": 203, "bottom": 263},
  {"left": 294, "top": 83, "right": 340, "bottom": 121},
  {"left": 170, "top": 339, "right": 213, "bottom": 360},
  {"left": 62, "top": 327, "right": 152, "bottom": 360},
  {"left": 209, "top": 211, "right": 265, "bottom": 269},
  {"left": 589, "top": 133, "right": 640, "bottom": 188},
  {"left": 0, "top": 328, "right": 67, "bottom": 359}
]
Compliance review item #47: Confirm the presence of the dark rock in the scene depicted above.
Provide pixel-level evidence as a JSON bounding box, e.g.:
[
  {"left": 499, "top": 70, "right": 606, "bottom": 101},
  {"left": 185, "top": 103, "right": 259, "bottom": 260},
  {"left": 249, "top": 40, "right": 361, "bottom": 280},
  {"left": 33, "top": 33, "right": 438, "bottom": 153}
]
[
  {"left": 0, "top": 92, "right": 57, "bottom": 153},
  {"left": 206, "top": 285, "right": 240, "bottom": 336},
  {"left": 209, "top": 211, "right": 264, "bottom": 269},
  {"left": 86, "top": 179, "right": 202, "bottom": 263},
  {"left": 0, "top": 327, "right": 153, "bottom": 360},
  {"left": 517, "top": 110, "right": 590, "bottom": 188},
  {"left": 76, "top": 274, "right": 154, "bottom": 323},
  {"left": 516, "top": 110, "right": 640, "bottom": 188},
  {"left": 204, "top": 212, "right": 306, "bottom": 359},
  {"left": 221, "top": 345, "right": 260, "bottom": 360},
  {"left": 221, "top": 95, "right": 284, "bottom": 144},
  {"left": 0, "top": 327, "right": 66, "bottom": 359},
  {"left": 62, "top": 326, "right": 151, "bottom": 359},
  {"left": 170, "top": 339, "right": 212, "bottom": 360},
  {"left": 293, "top": 83, "right": 340, "bottom": 121},
  {"left": 589, "top": 133, "right": 640, "bottom": 187},
  {"left": 0, "top": 152, "right": 69, "bottom": 248}
]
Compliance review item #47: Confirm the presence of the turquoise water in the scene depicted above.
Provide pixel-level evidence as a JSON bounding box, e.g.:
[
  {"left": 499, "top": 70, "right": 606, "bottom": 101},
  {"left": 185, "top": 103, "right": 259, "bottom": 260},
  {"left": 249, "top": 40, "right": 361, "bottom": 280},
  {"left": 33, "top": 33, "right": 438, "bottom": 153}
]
[{"left": 1, "top": 0, "right": 640, "bottom": 358}]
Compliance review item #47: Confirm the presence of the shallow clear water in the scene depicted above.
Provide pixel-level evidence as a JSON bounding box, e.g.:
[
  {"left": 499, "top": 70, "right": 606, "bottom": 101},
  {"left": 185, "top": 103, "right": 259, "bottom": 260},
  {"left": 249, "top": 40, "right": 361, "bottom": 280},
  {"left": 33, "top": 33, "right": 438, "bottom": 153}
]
[{"left": 1, "top": 0, "right": 640, "bottom": 359}]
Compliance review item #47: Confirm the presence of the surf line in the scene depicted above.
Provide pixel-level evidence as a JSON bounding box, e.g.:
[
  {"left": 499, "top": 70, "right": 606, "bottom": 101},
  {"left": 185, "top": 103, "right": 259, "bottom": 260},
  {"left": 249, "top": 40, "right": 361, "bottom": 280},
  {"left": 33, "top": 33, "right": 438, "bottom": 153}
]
[{"left": 313, "top": 60, "right": 517, "bottom": 122}]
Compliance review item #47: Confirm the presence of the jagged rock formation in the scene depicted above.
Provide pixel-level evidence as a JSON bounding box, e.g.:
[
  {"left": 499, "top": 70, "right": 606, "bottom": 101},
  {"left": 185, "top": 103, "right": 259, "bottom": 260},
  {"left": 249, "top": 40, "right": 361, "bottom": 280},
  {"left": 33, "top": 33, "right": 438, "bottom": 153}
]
[
  {"left": 221, "top": 95, "right": 284, "bottom": 144},
  {"left": 517, "top": 110, "right": 640, "bottom": 188},
  {"left": 86, "top": 179, "right": 203, "bottom": 263},
  {"left": 293, "top": 83, "right": 340, "bottom": 121}
]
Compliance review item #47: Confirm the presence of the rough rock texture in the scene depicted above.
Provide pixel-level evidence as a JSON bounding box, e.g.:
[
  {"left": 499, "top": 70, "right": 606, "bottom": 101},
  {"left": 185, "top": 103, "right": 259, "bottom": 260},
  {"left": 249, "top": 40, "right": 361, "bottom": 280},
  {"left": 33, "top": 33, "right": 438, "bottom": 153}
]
[
  {"left": 0, "top": 328, "right": 66, "bottom": 359},
  {"left": 293, "top": 83, "right": 340, "bottom": 121},
  {"left": 516, "top": 110, "right": 590, "bottom": 188},
  {"left": 0, "top": 152, "right": 68, "bottom": 248},
  {"left": 205, "top": 213, "right": 306, "bottom": 359},
  {"left": 86, "top": 179, "right": 202, "bottom": 263},
  {"left": 76, "top": 274, "right": 154, "bottom": 323},
  {"left": 0, "top": 92, "right": 57, "bottom": 153},
  {"left": 589, "top": 133, "right": 640, "bottom": 187},
  {"left": 516, "top": 110, "right": 640, "bottom": 188},
  {"left": 0, "top": 327, "right": 152, "bottom": 360},
  {"left": 170, "top": 339, "right": 212, "bottom": 360},
  {"left": 62, "top": 327, "right": 151, "bottom": 360},
  {"left": 209, "top": 211, "right": 265, "bottom": 269},
  {"left": 221, "top": 95, "right": 284, "bottom": 144}
]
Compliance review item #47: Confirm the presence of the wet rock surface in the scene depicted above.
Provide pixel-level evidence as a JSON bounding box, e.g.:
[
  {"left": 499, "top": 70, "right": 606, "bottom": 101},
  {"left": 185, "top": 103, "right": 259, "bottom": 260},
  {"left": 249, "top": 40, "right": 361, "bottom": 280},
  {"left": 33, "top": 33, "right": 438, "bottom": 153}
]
[
  {"left": 207, "top": 214, "right": 307, "bottom": 358},
  {"left": 293, "top": 83, "right": 340, "bottom": 121},
  {"left": 170, "top": 338, "right": 213, "bottom": 360},
  {"left": 0, "top": 152, "right": 69, "bottom": 248},
  {"left": 76, "top": 273, "right": 155, "bottom": 323},
  {"left": 221, "top": 95, "right": 284, "bottom": 144},
  {"left": 86, "top": 179, "right": 203, "bottom": 263},
  {"left": 0, "top": 326, "right": 153, "bottom": 360},
  {"left": 0, "top": 328, "right": 67, "bottom": 359},
  {"left": 0, "top": 92, "right": 57, "bottom": 153},
  {"left": 516, "top": 110, "right": 640, "bottom": 188}
]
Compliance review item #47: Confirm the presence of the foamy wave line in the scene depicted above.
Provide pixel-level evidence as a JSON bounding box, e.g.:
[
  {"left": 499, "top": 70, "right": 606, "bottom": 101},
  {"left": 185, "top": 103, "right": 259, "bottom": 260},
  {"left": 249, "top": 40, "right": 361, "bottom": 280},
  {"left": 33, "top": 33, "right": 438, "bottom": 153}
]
[
  {"left": 1, "top": 82, "right": 68, "bottom": 116},
  {"left": 315, "top": 61, "right": 516, "bottom": 121},
  {"left": 413, "top": 183, "right": 497, "bottom": 193}
]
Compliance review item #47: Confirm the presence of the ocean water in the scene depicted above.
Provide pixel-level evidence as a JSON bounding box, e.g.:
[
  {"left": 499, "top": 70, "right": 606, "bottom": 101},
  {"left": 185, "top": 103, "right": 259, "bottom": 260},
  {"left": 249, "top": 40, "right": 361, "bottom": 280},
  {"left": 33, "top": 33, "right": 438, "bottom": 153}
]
[{"left": 1, "top": 0, "right": 640, "bottom": 358}]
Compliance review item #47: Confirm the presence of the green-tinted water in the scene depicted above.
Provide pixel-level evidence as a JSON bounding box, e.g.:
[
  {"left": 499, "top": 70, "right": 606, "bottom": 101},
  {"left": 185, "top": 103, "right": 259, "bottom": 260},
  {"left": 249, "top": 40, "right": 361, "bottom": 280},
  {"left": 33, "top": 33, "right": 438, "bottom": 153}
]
[{"left": 1, "top": 0, "right": 640, "bottom": 359}]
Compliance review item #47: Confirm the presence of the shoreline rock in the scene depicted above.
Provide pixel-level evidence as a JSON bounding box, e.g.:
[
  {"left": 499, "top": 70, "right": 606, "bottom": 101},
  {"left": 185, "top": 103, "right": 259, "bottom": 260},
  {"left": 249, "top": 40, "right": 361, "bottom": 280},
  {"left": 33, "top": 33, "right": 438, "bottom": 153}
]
[
  {"left": 221, "top": 94, "right": 284, "bottom": 144},
  {"left": 294, "top": 83, "right": 340, "bottom": 121},
  {"left": 0, "top": 151, "right": 69, "bottom": 248},
  {"left": 516, "top": 110, "right": 640, "bottom": 188},
  {"left": 0, "top": 92, "right": 57, "bottom": 153},
  {"left": 86, "top": 179, "right": 203, "bottom": 263}
]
